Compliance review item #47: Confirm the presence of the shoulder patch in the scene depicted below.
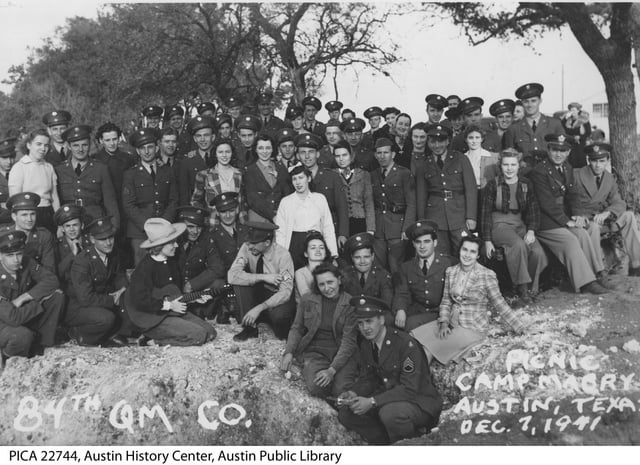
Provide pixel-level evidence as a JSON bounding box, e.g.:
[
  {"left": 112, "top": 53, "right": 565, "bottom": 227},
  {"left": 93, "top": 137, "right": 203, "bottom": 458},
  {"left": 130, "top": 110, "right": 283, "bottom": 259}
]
[{"left": 403, "top": 356, "right": 415, "bottom": 373}]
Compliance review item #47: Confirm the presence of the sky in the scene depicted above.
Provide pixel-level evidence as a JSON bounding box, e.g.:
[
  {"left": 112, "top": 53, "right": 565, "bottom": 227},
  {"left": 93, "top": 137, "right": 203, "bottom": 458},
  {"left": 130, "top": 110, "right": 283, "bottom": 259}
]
[{"left": 0, "top": 0, "right": 637, "bottom": 131}]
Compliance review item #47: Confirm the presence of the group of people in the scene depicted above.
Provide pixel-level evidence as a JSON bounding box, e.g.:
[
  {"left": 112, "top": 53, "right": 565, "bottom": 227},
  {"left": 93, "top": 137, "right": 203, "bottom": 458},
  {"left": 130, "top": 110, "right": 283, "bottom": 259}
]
[{"left": 0, "top": 81, "right": 638, "bottom": 445}]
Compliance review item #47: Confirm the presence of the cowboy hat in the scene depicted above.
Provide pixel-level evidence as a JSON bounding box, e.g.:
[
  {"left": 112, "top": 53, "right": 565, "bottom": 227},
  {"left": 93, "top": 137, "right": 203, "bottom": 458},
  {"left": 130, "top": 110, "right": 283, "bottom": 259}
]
[{"left": 140, "top": 218, "right": 187, "bottom": 249}]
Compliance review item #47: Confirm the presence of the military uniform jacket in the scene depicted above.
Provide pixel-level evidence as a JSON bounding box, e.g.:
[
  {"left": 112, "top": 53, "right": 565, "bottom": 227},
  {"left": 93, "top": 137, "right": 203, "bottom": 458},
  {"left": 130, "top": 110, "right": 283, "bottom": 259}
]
[
  {"left": 0, "top": 225, "right": 55, "bottom": 272},
  {"left": 244, "top": 161, "right": 292, "bottom": 221},
  {"left": 177, "top": 150, "right": 208, "bottom": 205},
  {"left": 260, "top": 116, "right": 285, "bottom": 139},
  {"left": 93, "top": 148, "right": 136, "bottom": 207},
  {"left": 44, "top": 144, "right": 65, "bottom": 166},
  {"left": 55, "top": 160, "right": 120, "bottom": 230},
  {"left": 177, "top": 230, "right": 218, "bottom": 291},
  {"left": 392, "top": 254, "right": 454, "bottom": 315},
  {"left": 318, "top": 145, "right": 338, "bottom": 169},
  {"left": 341, "top": 264, "right": 393, "bottom": 306},
  {"left": 415, "top": 151, "right": 477, "bottom": 230},
  {"left": 0, "top": 258, "right": 60, "bottom": 327},
  {"left": 122, "top": 163, "right": 178, "bottom": 239},
  {"left": 68, "top": 245, "right": 126, "bottom": 311},
  {"left": 529, "top": 158, "right": 574, "bottom": 231},
  {"left": 209, "top": 224, "right": 248, "bottom": 281},
  {"left": 284, "top": 291, "right": 358, "bottom": 371},
  {"left": 304, "top": 120, "right": 326, "bottom": 138},
  {"left": 55, "top": 234, "right": 92, "bottom": 289},
  {"left": 0, "top": 171, "right": 9, "bottom": 206},
  {"left": 370, "top": 164, "right": 416, "bottom": 239},
  {"left": 503, "top": 115, "right": 565, "bottom": 156},
  {"left": 311, "top": 168, "right": 350, "bottom": 238},
  {"left": 351, "top": 328, "right": 442, "bottom": 417},
  {"left": 351, "top": 143, "right": 378, "bottom": 172},
  {"left": 231, "top": 142, "right": 257, "bottom": 171},
  {"left": 176, "top": 130, "right": 195, "bottom": 158},
  {"left": 568, "top": 166, "right": 627, "bottom": 219}
]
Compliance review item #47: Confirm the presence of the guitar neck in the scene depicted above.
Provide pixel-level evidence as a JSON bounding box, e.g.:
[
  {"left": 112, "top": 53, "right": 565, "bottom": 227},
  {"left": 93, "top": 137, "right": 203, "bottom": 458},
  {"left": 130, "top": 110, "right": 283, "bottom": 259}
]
[{"left": 181, "top": 289, "right": 212, "bottom": 303}]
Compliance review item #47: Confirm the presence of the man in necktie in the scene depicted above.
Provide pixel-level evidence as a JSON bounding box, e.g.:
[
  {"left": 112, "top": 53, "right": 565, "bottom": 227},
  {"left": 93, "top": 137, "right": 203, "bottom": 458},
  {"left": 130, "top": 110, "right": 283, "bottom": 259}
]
[
  {"left": 228, "top": 221, "right": 295, "bottom": 341},
  {"left": 275, "top": 128, "right": 299, "bottom": 171},
  {"left": 337, "top": 296, "right": 442, "bottom": 445},
  {"left": 301, "top": 96, "right": 325, "bottom": 137},
  {"left": 529, "top": 134, "right": 609, "bottom": 294},
  {"left": 42, "top": 109, "right": 72, "bottom": 166},
  {"left": 568, "top": 142, "right": 640, "bottom": 278},
  {"left": 393, "top": 220, "right": 454, "bottom": 331},
  {"left": 53, "top": 203, "right": 89, "bottom": 291},
  {"left": 176, "top": 115, "right": 216, "bottom": 204},
  {"left": 256, "top": 91, "right": 284, "bottom": 139}
]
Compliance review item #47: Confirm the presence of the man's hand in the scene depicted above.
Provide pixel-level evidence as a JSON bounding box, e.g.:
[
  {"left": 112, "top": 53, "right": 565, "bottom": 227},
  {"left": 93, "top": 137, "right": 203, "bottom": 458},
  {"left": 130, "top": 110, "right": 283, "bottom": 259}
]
[
  {"left": 168, "top": 297, "right": 187, "bottom": 314},
  {"left": 438, "top": 322, "right": 451, "bottom": 339},
  {"left": 401, "top": 231, "right": 408, "bottom": 241},
  {"left": 241, "top": 305, "right": 263, "bottom": 327},
  {"left": 524, "top": 230, "right": 535, "bottom": 245},
  {"left": 593, "top": 211, "right": 611, "bottom": 226},
  {"left": 11, "top": 293, "right": 33, "bottom": 308},
  {"left": 466, "top": 219, "right": 477, "bottom": 231},
  {"left": 337, "top": 236, "right": 347, "bottom": 248},
  {"left": 281, "top": 353, "right": 293, "bottom": 372},
  {"left": 395, "top": 309, "right": 406, "bottom": 329},
  {"left": 261, "top": 273, "right": 283, "bottom": 286},
  {"left": 314, "top": 368, "right": 335, "bottom": 387},
  {"left": 572, "top": 216, "right": 588, "bottom": 228},
  {"left": 109, "top": 287, "right": 127, "bottom": 305},
  {"left": 566, "top": 220, "right": 577, "bottom": 228},
  {"left": 194, "top": 294, "right": 213, "bottom": 304},
  {"left": 350, "top": 396, "right": 375, "bottom": 415},
  {"left": 484, "top": 241, "right": 495, "bottom": 259},
  {"left": 337, "top": 390, "right": 357, "bottom": 405}
]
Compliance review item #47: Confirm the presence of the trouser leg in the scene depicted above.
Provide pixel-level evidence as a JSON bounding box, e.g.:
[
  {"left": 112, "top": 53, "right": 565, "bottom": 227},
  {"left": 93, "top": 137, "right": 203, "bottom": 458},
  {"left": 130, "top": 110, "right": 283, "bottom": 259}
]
[
  {"left": 379, "top": 402, "right": 438, "bottom": 442},
  {"left": 435, "top": 230, "right": 451, "bottom": 256},
  {"left": 130, "top": 238, "right": 147, "bottom": 266},
  {"left": 527, "top": 239, "right": 548, "bottom": 293},
  {"left": 33, "top": 292, "right": 65, "bottom": 347},
  {"left": 617, "top": 211, "right": 640, "bottom": 268},
  {"left": 144, "top": 314, "right": 213, "bottom": 346},
  {"left": 537, "top": 228, "right": 596, "bottom": 291},
  {"left": 373, "top": 237, "right": 389, "bottom": 271},
  {"left": 570, "top": 226, "right": 604, "bottom": 274},
  {"left": 338, "top": 407, "right": 390, "bottom": 445},
  {"left": 585, "top": 222, "right": 606, "bottom": 271},
  {"left": 387, "top": 238, "right": 407, "bottom": 275},
  {"left": 65, "top": 305, "right": 116, "bottom": 346},
  {"left": 331, "top": 357, "right": 359, "bottom": 397},
  {"left": 0, "top": 325, "right": 34, "bottom": 358},
  {"left": 492, "top": 222, "right": 531, "bottom": 286},
  {"left": 405, "top": 312, "right": 438, "bottom": 332},
  {"left": 263, "top": 298, "right": 295, "bottom": 339}
]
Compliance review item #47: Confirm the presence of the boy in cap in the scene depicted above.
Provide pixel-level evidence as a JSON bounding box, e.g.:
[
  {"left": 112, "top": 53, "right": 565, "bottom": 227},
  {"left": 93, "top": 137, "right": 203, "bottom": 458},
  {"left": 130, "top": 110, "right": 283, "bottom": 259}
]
[
  {"left": 370, "top": 137, "right": 416, "bottom": 274},
  {"left": 568, "top": 143, "right": 640, "bottom": 277},
  {"left": 67, "top": 216, "right": 131, "bottom": 346},
  {"left": 325, "top": 100, "right": 343, "bottom": 121},
  {"left": 141, "top": 105, "right": 163, "bottom": 129},
  {"left": 504, "top": 83, "right": 565, "bottom": 157},
  {"left": 489, "top": 99, "right": 516, "bottom": 141},
  {"left": 337, "top": 295, "right": 442, "bottom": 444},
  {"left": 227, "top": 221, "right": 295, "bottom": 341},
  {"left": 256, "top": 92, "right": 285, "bottom": 138},
  {"left": 529, "top": 134, "right": 609, "bottom": 294},
  {"left": 42, "top": 110, "right": 72, "bottom": 165},
  {"left": 424, "top": 94, "right": 447, "bottom": 124},
  {"left": 275, "top": 128, "right": 300, "bottom": 171},
  {"left": 0, "top": 230, "right": 64, "bottom": 359},
  {"left": 53, "top": 204, "right": 90, "bottom": 290},
  {"left": 164, "top": 104, "right": 193, "bottom": 157},
  {"left": 2, "top": 193, "right": 55, "bottom": 272},
  {"left": 301, "top": 96, "right": 325, "bottom": 136},
  {"left": 340, "top": 117, "right": 377, "bottom": 172},
  {"left": 233, "top": 115, "right": 261, "bottom": 169},
  {"left": 178, "top": 115, "right": 217, "bottom": 204},
  {"left": 55, "top": 124, "right": 120, "bottom": 231},
  {"left": 362, "top": 106, "right": 383, "bottom": 149},
  {"left": 123, "top": 129, "right": 178, "bottom": 265},
  {"left": 157, "top": 127, "right": 181, "bottom": 172}
]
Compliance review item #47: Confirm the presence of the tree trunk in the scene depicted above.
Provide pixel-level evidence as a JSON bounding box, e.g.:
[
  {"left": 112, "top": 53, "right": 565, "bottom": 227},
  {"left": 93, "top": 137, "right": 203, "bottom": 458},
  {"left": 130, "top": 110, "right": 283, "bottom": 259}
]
[{"left": 289, "top": 68, "right": 306, "bottom": 105}]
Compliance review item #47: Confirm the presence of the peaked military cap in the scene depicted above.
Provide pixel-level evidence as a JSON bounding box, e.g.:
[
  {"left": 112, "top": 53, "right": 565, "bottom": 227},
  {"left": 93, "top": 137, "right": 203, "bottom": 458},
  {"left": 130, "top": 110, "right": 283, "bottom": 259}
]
[
  {"left": 544, "top": 133, "right": 573, "bottom": 150},
  {"left": 381, "top": 107, "right": 401, "bottom": 117},
  {"left": 585, "top": 142, "right": 612, "bottom": 160},
  {"left": 344, "top": 233, "right": 374, "bottom": 255},
  {"left": 363, "top": 106, "right": 383, "bottom": 119},
  {"left": 0, "top": 137, "right": 16, "bottom": 157},
  {"left": 197, "top": 102, "right": 217, "bottom": 115},
  {"left": 141, "top": 105, "right": 163, "bottom": 118},
  {"left": 177, "top": 205, "right": 209, "bottom": 227},
  {"left": 460, "top": 97, "right": 484, "bottom": 115},
  {"left": 129, "top": 128, "right": 158, "bottom": 148},
  {"left": 406, "top": 219, "right": 438, "bottom": 241},
  {"left": 226, "top": 96, "right": 243, "bottom": 108},
  {"left": 276, "top": 128, "right": 296, "bottom": 145},
  {"left": 214, "top": 113, "right": 232, "bottom": 127},
  {"left": 350, "top": 295, "right": 389, "bottom": 318},
  {"left": 54, "top": 204, "right": 84, "bottom": 226},
  {"left": 425, "top": 94, "right": 447, "bottom": 110},
  {"left": 212, "top": 192, "right": 239, "bottom": 212},
  {"left": 0, "top": 230, "right": 27, "bottom": 254},
  {"left": 426, "top": 124, "right": 452, "bottom": 139},
  {"left": 42, "top": 110, "right": 72, "bottom": 127},
  {"left": 340, "top": 117, "right": 366, "bottom": 133},
  {"left": 515, "top": 83, "right": 544, "bottom": 100},
  {"left": 236, "top": 114, "right": 261, "bottom": 132},
  {"left": 256, "top": 92, "right": 274, "bottom": 104},
  {"left": 6, "top": 192, "right": 40, "bottom": 211},
  {"left": 325, "top": 100, "right": 343, "bottom": 112},
  {"left": 286, "top": 106, "right": 304, "bottom": 120},
  {"left": 294, "top": 133, "right": 323, "bottom": 150},
  {"left": 246, "top": 221, "right": 278, "bottom": 243},
  {"left": 164, "top": 105, "right": 184, "bottom": 119},
  {"left": 187, "top": 115, "right": 216, "bottom": 135},
  {"left": 85, "top": 216, "right": 116, "bottom": 240},
  {"left": 301, "top": 96, "right": 322, "bottom": 111},
  {"left": 62, "top": 125, "right": 92, "bottom": 143},
  {"left": 444, "top": 107, "right": 463, "bottom": 119},
  {"left": 489, "top": 99, "right": 516, "bottom": 117}
]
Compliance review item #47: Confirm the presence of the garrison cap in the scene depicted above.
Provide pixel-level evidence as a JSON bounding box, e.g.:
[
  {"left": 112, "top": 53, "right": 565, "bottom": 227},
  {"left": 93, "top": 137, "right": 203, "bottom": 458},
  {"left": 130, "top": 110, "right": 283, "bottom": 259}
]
[
  {"left": 301, "top": 96, "right": 322, "bottom": 111},
  {"left": 363, "top": 106, "right": 383, "bottom": 119},
  {"left": 54, "top": 204, "right": 84, "bottom": 226},
  {"left": 42, "top": 110, "right": 72, "bottom": 127},
  {"left": 515, "top": 83, "right": 544, "bottom": 100},
  {"left": 350, "top": 295, "right": 389, "bottom": 318},
  {"left": 286, "top": 106, "right": 304, "bottom": 120},
  {"left": 164, "top": 105, "right": 184, "bottom": 120},
  {"left": 255, "top": 92, "right": 274, "bottom": 104},
  {"left": 585, "top": 143, "right": 612, "bottom": 160},
  {"left": 294, "top": 133, "right": 323, "bottom": 150},
  {"left": 489, "top": 99, "right": 516, "bottom": 117},
  {"left": 129, "top": 128, "right": 158, "bottom": 148},
  {"left": 344, "top": 233, "right": 374, "bottom": 255},
  {"left": 236, "top": 115, "right": 261, "bottom": 132},
  {"left": 425, "top": 94, "right": 447, "bottom": 110},
  {"left": 215, "top": 113, "right": 232, "bottom": 127},
  {"left": 426, "top": 124, "right": 452, "bottom": 139},
  {"left": 382, "top": 106, "right": 401, "bottom": 117},
  {"left": 444, "top": 107, "right": 463, "bottom": 119},
  {"left": 544, "top": 133, "right": 573, "bottom": 151},
  {"left": 6, "top": 192, "right": 40, "bottom": 212},
  {"left": 197, "top": 102, "right": 217, "bottom": 115},
  {"left": 0, "top": 137, "right": 16, "bottom": 157},
  {"left": 374, "top": 137, "right": 393, "bottom": 149},
  {"left": 325, "top": 100, "right": 343, "bottom": 112},
  {"left": 226, "top": 96, "right": 243, "bottom": 108},
  {"left": 211, "top": 192, "right": 239, "bottom": 212},
  {"left": 62, "top": 125, "right": 92, "bottom": 143},
  {"left": 187, "top": 115, "right": 216, "bottom": 135},
  {"left": 177, "top": 205, "right": 209, "bottom": 227},
  {"left": 406, "top": 219, "right": 438, "bottom": 241},
  {"left": 460, "top": 97, "right": 484, "bottom": 115},
  {"left": 85, "top": 216, "right": 116, "bottom": 240},
  {"left": 141, "top": 105, "right": 163, "bottom": 118},
  {"left": 246, "top": 221, "right": 278, "bottom": 243},
  {"left": 276, "top": 128, "right": 296, "bottom": 145},
  {"left": 0, "top": 230, "right": 27, "bottom": 254},
  {"left": 340, "top": 117, "right": 366, "bottom": 133}
]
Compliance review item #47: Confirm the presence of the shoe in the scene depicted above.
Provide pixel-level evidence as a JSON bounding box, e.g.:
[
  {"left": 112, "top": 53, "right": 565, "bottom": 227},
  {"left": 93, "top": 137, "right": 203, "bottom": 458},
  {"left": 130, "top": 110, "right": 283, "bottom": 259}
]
[
  {"left": 515, "top": 284, "right": 533, "bottom": 305},
  {"left": 216, "top": 309, "right": 231, "bottom": 325},
  {"left": 136, "top": 335, "right": 151, "bottom": 346},
  {"left": 581, "top": 280, "right": 609, "bottom": 294},
  {"left": 103, "top": 335, "right": 129, "bottom": 347},
  {"left": 233, "top": 326, "right": 259, "bottom": 341}
]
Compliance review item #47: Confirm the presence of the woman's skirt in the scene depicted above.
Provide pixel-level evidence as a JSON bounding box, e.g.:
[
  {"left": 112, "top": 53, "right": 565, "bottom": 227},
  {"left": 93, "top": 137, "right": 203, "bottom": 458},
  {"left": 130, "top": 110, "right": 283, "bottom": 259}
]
[{"left": 411, "top": 320, "right": 485, "bottom": 365}]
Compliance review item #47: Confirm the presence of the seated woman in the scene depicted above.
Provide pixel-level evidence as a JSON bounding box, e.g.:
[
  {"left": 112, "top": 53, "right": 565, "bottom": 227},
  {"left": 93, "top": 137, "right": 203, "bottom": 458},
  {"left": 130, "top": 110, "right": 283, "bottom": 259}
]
[
  {"left": 294, "top": 231, "right": 331, "bottom": 304},
  {"left": 124, "top": 218, "right": 216, "bottom": 346},
  {"left": 411, "top": 235, "right": 527, "bottom": 365},
  {"left": 274, "top": 165, "right": 338, "bottom": 269},
  {"left": 480, "top": 149, "right": 548, "bottom": 306},
  {"left": 281, "top": 262, "right": 358, "bottom": 399}
]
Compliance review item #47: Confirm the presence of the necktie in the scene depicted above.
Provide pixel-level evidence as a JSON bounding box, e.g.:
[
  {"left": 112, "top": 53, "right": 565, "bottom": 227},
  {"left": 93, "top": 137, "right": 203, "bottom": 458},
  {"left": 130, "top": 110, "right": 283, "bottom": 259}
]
[
  {"left": 184, "top": 241, "right": 192, "bottom": 255},
  {"left": 359, "top": 273, "right": 366, "bottom": 288},
  {"left": 256, "top": 254, "right": 264, "bottom": 274},
  {"left": 150, "top": 164, "right": 156, "bottom": 182},
  {"left": 381, "top": 168, "right": 387, "bottom": 180},
  {"left": 531, "top": 120, "right": 537, "bottom": 132},
  {"left": 232, "top": 228, "right": 237, "bottom": 240},
  {"left": 205, "top": 152, "right": 213, "bottom": 168},
  {"left": 437, "top": 156, "right": 444, "bottom": 170},
  {"left": 422, "top": 260, "right": 428, "bottom": 275},
  {"left": 596, "top": 175, "right": 602, "bottom": 189},
  {"left": 60, "top": 147, "right": 65, "bottom": 160},
  {"left": 73, "top": 240, "right": 81, "bottom": 255},
  {"left": 372, "top": 343, "right": 379, "bottom": 363},
  {"left": 75, "top": 164, "right": 82, "bottom": 176}
]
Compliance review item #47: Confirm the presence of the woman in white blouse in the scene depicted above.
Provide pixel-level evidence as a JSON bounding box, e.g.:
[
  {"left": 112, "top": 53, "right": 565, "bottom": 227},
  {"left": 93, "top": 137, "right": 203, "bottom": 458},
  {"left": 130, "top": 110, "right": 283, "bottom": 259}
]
[
  {"left": 463, "top": 125, "right": 499, "bottom": 190},
  {"left": 275, "top": 165, "right": 338, "bottom": 269},
  {"left": 9, "top": 128, "right": 60, "bottom": 232}
]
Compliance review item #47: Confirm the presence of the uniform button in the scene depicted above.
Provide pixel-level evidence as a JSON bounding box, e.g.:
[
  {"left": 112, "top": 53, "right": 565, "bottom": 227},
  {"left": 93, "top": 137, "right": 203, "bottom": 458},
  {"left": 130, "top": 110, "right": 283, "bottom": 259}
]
[
  {"left": 77, "top": 189, "right": 81, "bottom": 192},
  {"left": 443, "top": 182, "right": 446, "bottom": 185},
  {"left": 169, "top": 277, "right": 172, "bottom": 281},
  {"left": 381, "top": 193, "right": 385, "bottom": 196},
  {"left": 383, "top": 378, "right": 388, "bottom": 383}
]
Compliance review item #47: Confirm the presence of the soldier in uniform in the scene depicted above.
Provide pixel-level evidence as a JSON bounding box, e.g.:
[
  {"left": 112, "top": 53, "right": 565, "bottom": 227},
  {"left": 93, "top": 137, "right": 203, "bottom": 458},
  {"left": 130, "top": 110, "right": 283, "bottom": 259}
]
[
  {"left": 275, "top": 128, "right": 300, "bottom": 171},
  {"left": 362, "top": 106, "right": 383, "bottom": 149},
  {"left": 337, "top": 296, "right": 442, "bottom": 445},
  {"left": 0, "top": 137, "right": 15, "bottom": 218},
  {"left": 568, "top": 143, "right": 640, "bottom": 277},
  {"left": 256, "top": 91, "right": 285, "bottom": 138},
  {"left": 318, "top": 119, "right": 342, "bottom": 168},
  {"left": 302, "top": 96, "right": 326, "bottom": 137},
  {"left": 122, "top": 129, "right": 178, "bottom": 265},
  {"left": 157, "top": 127, "right": 181, "bottom": 173},
  {"left": 55, "top": 125, "right": 120, "bottom": 231},
  {"left": 295, "top": 133, "right": 349, "bottom": 248},
  {"left": 233, "top": 115, "right": 261, "bottom": 170},
  {"left": 392, "top": 220, "right": 454, "bottom": 331},
  {"left": 0, "top": 230, "right": 63, "bottom": 359},
  {"left": 215, "top": 113, "right": 234, "bottom": 140},
  {"left": 341, "top": 117, "right": 377, "bottom": 172},
  {"left": 197, "top": 102, "right": 217, "bottom": 118},
  {"left": 177, "top": 115, "right": 217, "bottom": 205},
  {"left": 141, "top": 105, "right": 163, "bottom": 129},
  {"left": 425, "top": 94, "right": 447, "bottom": 125},
  {"left": 164, "top": 104, "right": 193, "bottom": 157},
  {"left": 325, "top": 100, "right": 343, "bottom": 121},
  {"left": 370, "top": 137, "right": 416, "bottom": 274},
  {"left": 2, "top": 193, "right": 55, "bottom": 272},
  {"left": 415, "top": 124, "right": 477, "bottom": 255},
  {"left": 444, "top": 107, "right": 464, "bottom": 139},
  {"left": 529, "top": 134, "right": 608, "bottom": 294},
  {"left": 228, "top": 221, "right": 295, "bottom": 341},
  {"left": 53, "top": 204, "right": 91, "bottom": 290},
  {"left": 503, "top": 83, "right": 565, "bottom": 157},
  {"left": 226, "top": 96, "right": 244, "bottom": 132},
  {"left": 488, "top": 99, "right": 515, "bottom": 147},
  {"left": 42, "top": 110, "right": 72, "bottom": 166},
  {"left": 67, "top": 216, "right": 130, "bottom": 346}
]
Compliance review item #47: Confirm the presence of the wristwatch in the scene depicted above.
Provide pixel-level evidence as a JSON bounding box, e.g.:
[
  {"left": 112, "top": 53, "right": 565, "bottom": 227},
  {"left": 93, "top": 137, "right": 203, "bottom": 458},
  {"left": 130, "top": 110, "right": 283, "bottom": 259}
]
[{"left": 370, "top": 397, "right": 377, "bottom": 407}]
